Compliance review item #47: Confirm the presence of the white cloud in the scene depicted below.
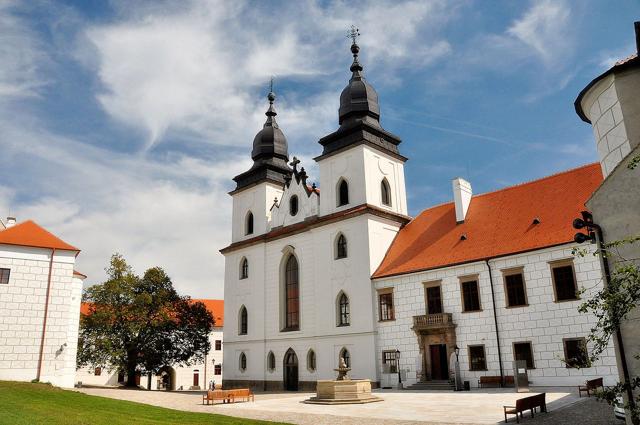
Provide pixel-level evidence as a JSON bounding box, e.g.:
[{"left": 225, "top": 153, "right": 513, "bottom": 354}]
[
  {"left": 0, "top": 1, "right": 50, "bottom": 98},
  {"left": 506, "top": 0, "right": 572, "bottom": 66}
]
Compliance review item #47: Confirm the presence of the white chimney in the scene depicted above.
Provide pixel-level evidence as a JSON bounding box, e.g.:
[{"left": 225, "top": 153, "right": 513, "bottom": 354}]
[
  {"left": 452, "top": 178, "right": 472, "bottom": 223},
  {"left": 5, "top": 217, "right": 16, "bottom": 228}
]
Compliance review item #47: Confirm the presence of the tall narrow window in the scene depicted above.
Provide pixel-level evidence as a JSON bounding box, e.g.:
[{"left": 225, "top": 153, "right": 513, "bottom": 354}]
[
  {"left": 513, "top": 342, "right": 534, "bottom": 369},
  {"left": 564, "top": 338, "right": 590, "bottom": 368},
  {"left": 337, "top": 179, "right": 349, "bottom": 206},
  {"left": 461, "top": 279, "right": 481, "bottom": 312},
  {"left": 239, "top": 352, "right": 247, "bottom": 372},
  {"left": 289, "top": 195, "right": 299, "bottom": 216},
  {"left": 307, "top": 349, "right": 316, "bottom": 372},
  {"left": 336, "top": 234, "right": 348, "bottom": 259},
  {"left": 381, "top": 178, "right": 391, "bottom": 206},
  {"left": 240, "top": 257, "right": 249, "bottom": 280},
  {"left": 338, "top": 292, "right": 350, "bottom": 326},
  {"left": 245, "top": 212, "right": 254, "bottom": 235},
  {"left": 504, "top": 269, "right": 527, "bottom": 307},
  {"left": 425, "top": 284, "right": 443, "bottom": 314},
  {"left": 340, "top": 348, "right": 350, "bottom": 368},
  {"left": 214, "top": 364, "right": 222, "bottom": 375},
  {"left": 378, "top": 290, "right": 394, "bottom": 321},
  {"left": 284, "top": 255, "right": 300, "bottom": 331},
  {"left": 239, "top": 306, "right": 248, "bottom": 335},
  {"left": 193, "top": 370, "right": 199, "bottom": 387},
  {"left": 215, "top": 340, "right": 222, "bottom": 350},
  {"left": 0, "top": 268, "right": 9, "bottom": 284},
  {"left": 551, "top": 262, "right": 578, "bottom": 301},
  {"left": 468, "top": 345, "right": 487, "bottom": 371},
  {"left": 267, "top": 351, "right": 276, "bottom": 372}
]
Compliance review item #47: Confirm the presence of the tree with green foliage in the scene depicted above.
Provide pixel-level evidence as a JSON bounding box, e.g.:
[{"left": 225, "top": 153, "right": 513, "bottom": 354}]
[
  {"left": 77, "top": 254, "right": 214, "bottom": 389},
  {"left": 575, "top": 154, "right": 640, "bottom": 425}
]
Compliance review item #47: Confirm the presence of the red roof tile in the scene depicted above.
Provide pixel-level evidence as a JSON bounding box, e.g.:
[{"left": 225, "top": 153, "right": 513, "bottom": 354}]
[
  {"left": 73, "top": 270, "right": 87, "bottom": 279},
  {"left": 80, "top": 299, "right": 224, "bottom": 327},
  {"left": 373, "top": 163, "right": 603, "bottom": 279},
  {"left": 0, "top": 220, "right": 79, "bottom": 252}
]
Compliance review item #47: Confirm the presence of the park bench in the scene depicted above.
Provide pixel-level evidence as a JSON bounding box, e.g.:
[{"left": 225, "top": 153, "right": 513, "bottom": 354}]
[
  {"left": 578, "top": 377, "right": 603, "bottom": 397},
  {"left": 202, "top": 390, "right": 234, "bottom": 405},
  {"left": 503, "top": 393, "right": 547, "bottom": 423},
  {"left": 227, "top": 388, "right": 254, "bottom": 402},
  {"left": 478, "top": 375, "right": 514, "bottom": 388}
]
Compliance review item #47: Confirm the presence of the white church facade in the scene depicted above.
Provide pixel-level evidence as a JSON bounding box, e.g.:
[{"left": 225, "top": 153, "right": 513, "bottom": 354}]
[{"left": 221, "top": 38, "right": 618, "bottom": 390}]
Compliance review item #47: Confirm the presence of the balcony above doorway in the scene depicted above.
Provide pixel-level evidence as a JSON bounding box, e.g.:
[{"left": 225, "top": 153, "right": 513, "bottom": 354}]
[{"left": 412, "top": 313, "right": 455, "bottom": 332}]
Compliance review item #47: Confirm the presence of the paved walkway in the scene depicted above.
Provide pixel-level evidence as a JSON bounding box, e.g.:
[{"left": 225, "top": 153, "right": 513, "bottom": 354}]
[{"left": 75, "top": 387, "right": 616, "bottom": 425}]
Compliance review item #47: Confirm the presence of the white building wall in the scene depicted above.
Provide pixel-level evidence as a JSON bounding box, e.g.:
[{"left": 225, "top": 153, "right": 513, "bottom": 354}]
[
  {"left": 231, "top": 182, "right": 284, "bottom": 243},
  {"left": 0, "top": 245, "right": 80, "bottom": 388},
  {"left": 374, "top": 243, "right": 618, "bottom": 387}
]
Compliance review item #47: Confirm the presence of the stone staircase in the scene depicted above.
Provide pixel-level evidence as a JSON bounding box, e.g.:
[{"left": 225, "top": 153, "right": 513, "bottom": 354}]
[{"left": 404, "top": 380, "right": 455, "bottom": 391}]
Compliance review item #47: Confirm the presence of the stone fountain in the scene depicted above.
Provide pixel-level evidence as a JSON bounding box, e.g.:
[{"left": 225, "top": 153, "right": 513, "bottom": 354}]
[{"left": 304, "top": 357, "right": 382, "bottom": 404}]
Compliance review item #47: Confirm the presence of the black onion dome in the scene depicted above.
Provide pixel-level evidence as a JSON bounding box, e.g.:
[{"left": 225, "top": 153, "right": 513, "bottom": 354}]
[
  {"left": 251, "top": 91, "right": 289, "bottom": 161},
  {"left": 338, "top": 42, "right": 380, "bottom": 125}
]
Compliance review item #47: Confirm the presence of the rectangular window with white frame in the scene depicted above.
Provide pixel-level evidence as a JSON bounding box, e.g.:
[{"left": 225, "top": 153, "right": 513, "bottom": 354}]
[
  {"left": 503, "top": 267, "right": 528, "bottom": 308},
  {"left": 378, "top": 289, "right": 395, "bottom": 321},
  {"left": 468, "top": 345, "right": 487, "bottom": 371},
  {"left": 550, "top": 260, "right": 579, "bottom": 302},
  {"left": 460, "top": 276, "right": 481, "bottom": 312},
  {"left": 0, "top": 268, "right": 10, "bottom": 284}
]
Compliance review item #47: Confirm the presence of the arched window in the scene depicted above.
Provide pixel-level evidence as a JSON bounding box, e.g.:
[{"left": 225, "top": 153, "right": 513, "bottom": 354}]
[
  {"left": 337, "top": 179, "right": 349, "bottom": 207},
  {"left": 340, "top": 347, "right": 350, "bottom": 368},
  {"left": 338, "top": 292, "right": 350, "bottom": 326},
  {"left": 239, "top": 352, "right": 247, "bottom": 372},
  {"left": 381, "top": 178, "right": 391, "bottom": 206},
  {"left": 289, "top": 195, "right": 299, "bottom": 216},
  {"left": 307, "top": 349, "right": 316, "bottom": 372},
  {"left": 240, "top": 257, "right": 248, "bottom": 279},
  {"left": 267, "top": 351, "right": 276, "bottom": 372},
  {"left": 283, "top": 255, "right": 300, "bottom": 331},
  {"left": 336, "top": 233, "right": 347, "bottom": 259},
  {"left": 245, "top": 212, "right": 254, "bottom": 235},
  {"left": 239, "top": 306, "right": 248, "bottom": 335}
]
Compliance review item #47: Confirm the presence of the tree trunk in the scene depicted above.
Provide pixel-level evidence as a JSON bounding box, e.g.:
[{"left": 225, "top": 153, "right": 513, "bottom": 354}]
[
  {"left": 125, "top": 351, "right": 138, "bottom": 387},
  {"left": 147, "top": 373, "right": 152, "bottom": 390}
]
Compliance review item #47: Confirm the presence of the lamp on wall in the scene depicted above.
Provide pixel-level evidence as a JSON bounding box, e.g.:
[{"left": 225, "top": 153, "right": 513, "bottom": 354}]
[{"left": 454, "top": 345, "right": 460, "bottom": 362}]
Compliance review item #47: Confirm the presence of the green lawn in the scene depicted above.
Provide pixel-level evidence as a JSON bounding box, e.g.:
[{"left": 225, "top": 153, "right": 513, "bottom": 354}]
[{"left": 0, "top": 381, "right": 289, "bottom": 425}]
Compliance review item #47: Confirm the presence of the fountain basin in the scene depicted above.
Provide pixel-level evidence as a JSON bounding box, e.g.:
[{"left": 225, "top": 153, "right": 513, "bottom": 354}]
[{"left": 304, "top": 379, "right": 382, "bottom": 404}]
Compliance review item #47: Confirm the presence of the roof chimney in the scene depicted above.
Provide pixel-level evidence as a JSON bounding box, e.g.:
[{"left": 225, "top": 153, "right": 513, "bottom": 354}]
[
  {"left": 452, "top": 178, "right": 472, "bottom": 223},
  {"left": 5, "top": 217, "right": 16, "bottom": 228},
  {"left": 635, "top": 21, "right": 640, "bottom": 55}
]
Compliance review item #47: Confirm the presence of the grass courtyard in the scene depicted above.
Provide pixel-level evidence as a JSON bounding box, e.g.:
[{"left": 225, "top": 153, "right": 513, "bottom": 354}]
[{"left": 0, "top": 381, "right": 287, "bottom": 425}]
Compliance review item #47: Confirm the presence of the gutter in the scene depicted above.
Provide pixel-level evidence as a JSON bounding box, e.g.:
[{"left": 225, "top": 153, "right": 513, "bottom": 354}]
[
  {"left": 36, "top": 248, "right": 56, "bottom": 381},
  {"left": 485, "top": 259, "right": 505, "bottom": 385}
]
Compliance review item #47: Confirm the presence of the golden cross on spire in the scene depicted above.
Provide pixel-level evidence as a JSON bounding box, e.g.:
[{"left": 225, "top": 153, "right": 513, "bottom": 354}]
[{"left": 347, "top": 25, "right": 360, "bottom": 45}]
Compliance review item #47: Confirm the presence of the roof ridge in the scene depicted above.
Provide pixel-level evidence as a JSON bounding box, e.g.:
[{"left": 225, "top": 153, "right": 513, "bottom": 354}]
[{"left": 414, "top": 163, "right": 599, "bottom": 218}]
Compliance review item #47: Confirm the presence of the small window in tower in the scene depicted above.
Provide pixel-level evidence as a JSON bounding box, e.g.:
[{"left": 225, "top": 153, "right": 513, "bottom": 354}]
[
  {"left": 337, "top": 179, "right": 349, "bottom": 207},
  {"left": 239, "top": 352, "right": 247, "bottom": 372},
  {"left": 267, "top": 351, "right": 276, "bottom": 372},
  {"left": 381, "top": 178, "right": 391, "bottom": 206},
  {"left": 336, "top": 234, "right": 347, "bottom": 259},
  {"left": 245, "top": 212, "right": 254, "bottom": 235},
  {"left": 290, "top": 195, "right": 299, "bottom": 216},
  {"left": 240, "top": 257, "right": 249, "bottom": 280}
]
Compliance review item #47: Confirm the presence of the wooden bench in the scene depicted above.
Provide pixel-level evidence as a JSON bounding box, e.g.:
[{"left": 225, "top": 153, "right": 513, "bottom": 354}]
[
  {"left": 227, "top": 388, "right": 254, "bottom": 402},
  {"left": 578, "top": 377, "right": 603, "bottom": 397},
  {"left": 478, "top": 375, "right": 514, "bottom": 388},
  {"left": 503, "top": 393, "right": 547, "bottom": 423},
  {"left": 202, "top": 390, "right": 234, "bottom": 405}
]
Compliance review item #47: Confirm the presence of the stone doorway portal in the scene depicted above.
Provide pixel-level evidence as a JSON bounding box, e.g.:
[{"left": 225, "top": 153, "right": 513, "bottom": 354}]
[
  {"left": 429, "top": 344, "right": 449, "bottom": 380},
  {"left": 284, "top": 348, "right": 299, "bottom": 391}
]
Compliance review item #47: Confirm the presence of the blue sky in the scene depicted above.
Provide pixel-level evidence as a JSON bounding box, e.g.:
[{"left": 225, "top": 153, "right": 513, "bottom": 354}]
[{"left": 0, "top": 0, "right": 638, "bottom": 297}]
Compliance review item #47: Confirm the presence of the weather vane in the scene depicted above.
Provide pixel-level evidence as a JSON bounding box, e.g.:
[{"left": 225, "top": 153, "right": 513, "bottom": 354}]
[
  {"left": 269, "top": 76, "right": 274, "bottom": 94},
  {"left": 347, "top": 25, "right": 360, "bottom": 44}
]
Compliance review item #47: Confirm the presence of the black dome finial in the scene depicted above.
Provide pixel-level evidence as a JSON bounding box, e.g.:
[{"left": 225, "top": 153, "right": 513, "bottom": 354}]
[{"left": 265, "top": 77, "right": 277, "bottom": 121}]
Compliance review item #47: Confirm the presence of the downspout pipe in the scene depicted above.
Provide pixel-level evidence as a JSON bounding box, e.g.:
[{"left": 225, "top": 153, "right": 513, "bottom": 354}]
[
  {"left": 594, "top": 228, "right": 636, "bottom": 421},
  {"left": 485, "top": 259, "right": 505, "bottom": 385},
  {"left": 37, "top": 248, "right": 56, "bottom": 382}
]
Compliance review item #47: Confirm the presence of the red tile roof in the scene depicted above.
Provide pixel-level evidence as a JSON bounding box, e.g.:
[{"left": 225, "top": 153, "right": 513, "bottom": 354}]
[
  {"left": 80, "top": 299, "right": 224, "bottom": 327},
  {"left": 0, "top": 220, "right": 79, "bottom": 252},
  {"left": 373, "top": 163, "right": 603, "bottom": 279},
  {"left": 73, "top": 270, "right": 87, "bottom": 279}
]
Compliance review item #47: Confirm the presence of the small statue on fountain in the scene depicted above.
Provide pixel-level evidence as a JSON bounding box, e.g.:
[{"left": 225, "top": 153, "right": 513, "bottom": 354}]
[{"left": 335, "top": 356, "right": 351, "bottom": 381}]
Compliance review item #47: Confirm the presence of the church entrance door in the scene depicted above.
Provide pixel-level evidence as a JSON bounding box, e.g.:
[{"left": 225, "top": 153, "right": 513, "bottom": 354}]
[
  {"left": 429, "top": 344, "right": 449, "bottom": 380},
  {"left": 284, "top": 349, "right": 299, "bottom": 391}
]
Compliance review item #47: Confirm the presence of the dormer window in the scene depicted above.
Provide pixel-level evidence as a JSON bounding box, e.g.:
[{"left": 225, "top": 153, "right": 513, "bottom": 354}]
[
  {"left": 381, "top": 178, "right": 391, "bottom": 206},
  {"left": 337, "top": 179, "right": 349, "bottom": 207},
  {"left": 289, "top": 195, "right": 299, "bottom": 216},
  {"left": 245, "top": 212, "right": 254, "bottom": 235}
]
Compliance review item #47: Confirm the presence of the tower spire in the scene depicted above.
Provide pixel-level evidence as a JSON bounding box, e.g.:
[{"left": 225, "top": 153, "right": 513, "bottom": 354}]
[
  {"left": 265, "top": 77, "right": 278, "bottom": 126},
  {"left": 347, "top": 25, "right": 363, "bottom": 79}
]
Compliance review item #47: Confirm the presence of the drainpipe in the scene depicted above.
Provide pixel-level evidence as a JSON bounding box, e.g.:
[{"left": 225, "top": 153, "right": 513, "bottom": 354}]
[
  {"left": 485, "top": 259, "right": 505, "bottom": 385},
  {"left": 36, "top": 248, "right": 56, "bottom": 381}
]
